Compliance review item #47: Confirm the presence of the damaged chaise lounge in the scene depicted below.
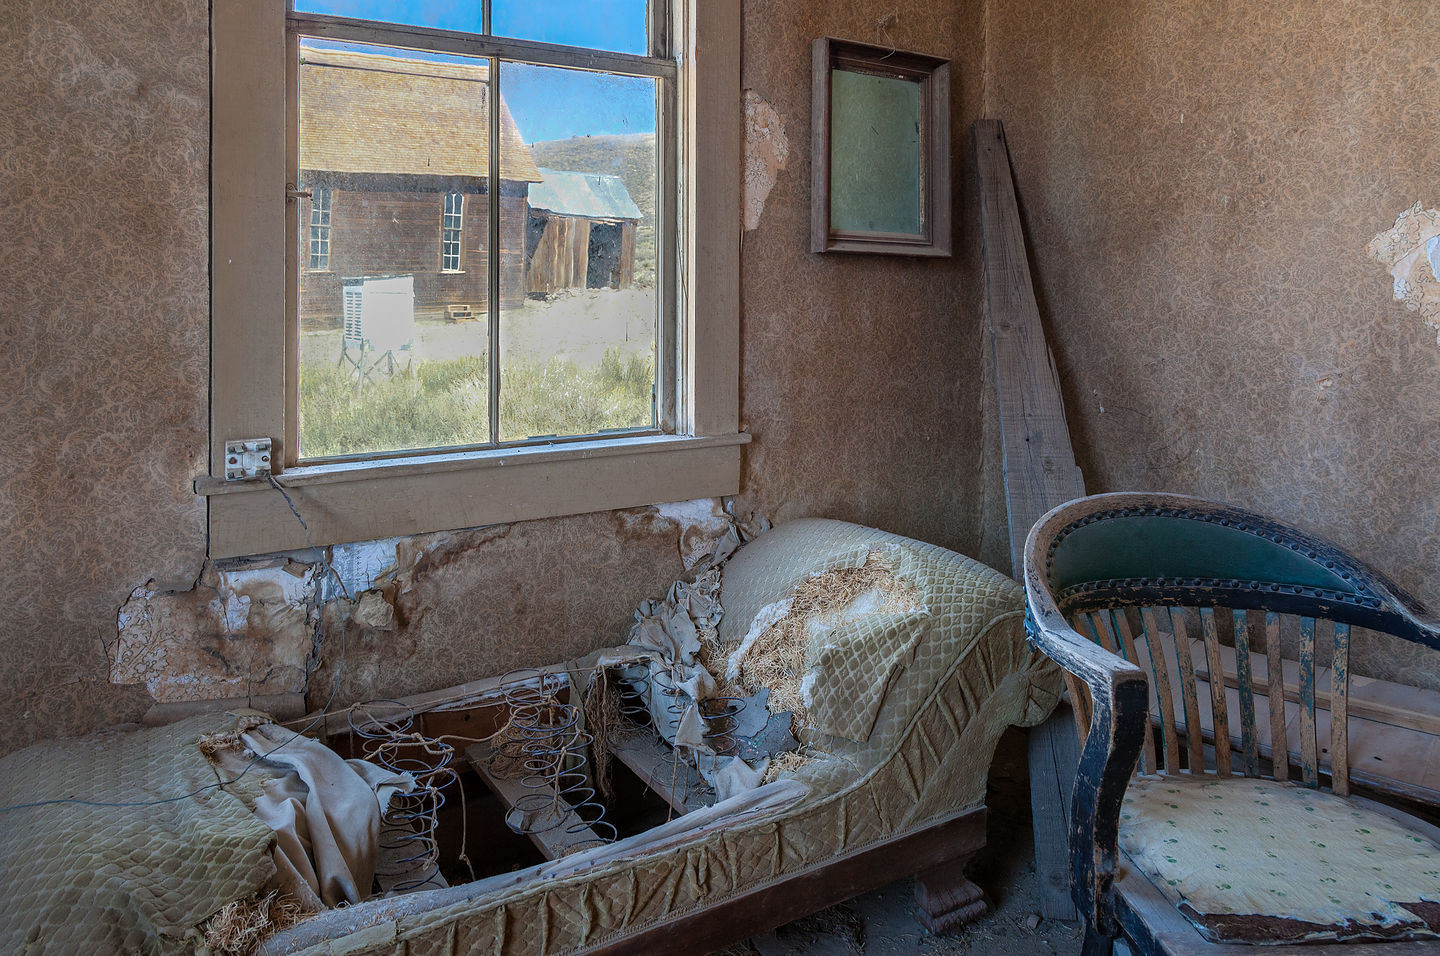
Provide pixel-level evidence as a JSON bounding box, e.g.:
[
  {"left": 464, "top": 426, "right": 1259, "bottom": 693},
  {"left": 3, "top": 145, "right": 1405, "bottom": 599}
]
[{"left": 0, "top": 517, "right": 1060, "bottom": 955}]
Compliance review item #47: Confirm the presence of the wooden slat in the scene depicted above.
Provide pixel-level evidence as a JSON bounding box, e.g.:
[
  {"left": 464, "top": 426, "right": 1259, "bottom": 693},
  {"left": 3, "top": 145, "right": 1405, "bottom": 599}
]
[
  {"left": 1167, "top": 608, "right": 1207, "bottom": 773},
  {"left": 607, "top": 732, "right": 707, "bottom": 816},
  {"left": 1100, "top": 610, "right": 1155, "bottom": 775},
  {"left": 1234, "top": 610, "right": 1261, "bottom": 776},
  {"left": 465, "top": 742, "right": 603, "bottom": 860},
  {"left": 1298, "top": 617, "right": 1320, "bottom": 787},
  {"left": 1137, "top": 607, "right": 1181, "bottom": 773},
  {"left": 975, "top": 118, "right": 1086, "bottom": 924},
  {"left": 1330, "top": 621, "right": 1351, "bottom": 796},
  {"left": 1198, "top": 609, "right": 1232, "bottom": 776},
  {"left": 1266, "top": 612, "right": 1290, "bottom": 783}
]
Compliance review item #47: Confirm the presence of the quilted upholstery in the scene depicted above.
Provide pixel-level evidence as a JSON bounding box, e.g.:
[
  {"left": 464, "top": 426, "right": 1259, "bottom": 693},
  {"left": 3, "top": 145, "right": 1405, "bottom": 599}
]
[
  {"left": 268, "top": 519, "right": 1063, "bottom": 955},
  {"left": 1120, "top": 774, "right": 1440, "bottom": 944},
  {"left": 0, "top": 713, "right": 278, "bottom": 953}
]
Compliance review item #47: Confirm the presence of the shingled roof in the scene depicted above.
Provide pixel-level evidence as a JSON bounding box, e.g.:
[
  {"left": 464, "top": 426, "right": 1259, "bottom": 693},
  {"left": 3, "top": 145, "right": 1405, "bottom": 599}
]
[
  {"left": 299, "top": 47, "right": 542, "bottom": 182},
  {"left": 529, "top": 168, "right": 643, "bottom": 221}
]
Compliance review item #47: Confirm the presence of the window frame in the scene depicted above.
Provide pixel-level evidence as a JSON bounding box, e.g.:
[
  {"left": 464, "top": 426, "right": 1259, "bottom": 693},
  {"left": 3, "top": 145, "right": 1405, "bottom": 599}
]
[
  {"left": 208, "top": 0, "right": 742, "bottom": 559},
  {"left": 440, "top": 191, "right": 463, "bottom": 273}
]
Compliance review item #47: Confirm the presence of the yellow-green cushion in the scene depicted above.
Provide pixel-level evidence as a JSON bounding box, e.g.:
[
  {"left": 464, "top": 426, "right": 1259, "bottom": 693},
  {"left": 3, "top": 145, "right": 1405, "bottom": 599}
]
[{"left": 1120, "top": 775, "right": 1440, "bottom": 944}]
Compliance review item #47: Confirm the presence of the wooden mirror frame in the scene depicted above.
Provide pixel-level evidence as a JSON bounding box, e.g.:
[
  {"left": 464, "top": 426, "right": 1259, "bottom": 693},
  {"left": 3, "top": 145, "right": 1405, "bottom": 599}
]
[{"left": 811, "top": 37, "right": 951, "bottom": 257}]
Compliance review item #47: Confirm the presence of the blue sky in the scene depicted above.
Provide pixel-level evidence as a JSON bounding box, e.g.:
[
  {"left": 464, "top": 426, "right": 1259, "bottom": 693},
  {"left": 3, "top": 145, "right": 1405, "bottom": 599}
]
[{"left": 296, "top": 0, "right": 656, "bottom": 140}]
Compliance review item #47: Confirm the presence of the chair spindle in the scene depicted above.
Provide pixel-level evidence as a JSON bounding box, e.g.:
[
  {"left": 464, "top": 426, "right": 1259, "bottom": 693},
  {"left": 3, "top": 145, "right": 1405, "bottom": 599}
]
[
  {"left": 1298, "top": 616, "right": 1319, "bottom": 787},
  {"left": 1267, "top": 612, "right": 1289, "bottom": 783},
  {"left": 1330, "top": 622, "right": 1351, "bottom": 796},
  {"left": 1096, "top": 610, "right": 1155, "bottom": 775},
  {"left": 1200, "top": 608, "right": 1233, "bottom": 776},
  {"left": 1167, "top": 607, "right": 1207, "bottom": 773},
  {"left": 1136, "top": 607, "right": 1182, "bottom": 773},
  {"left": 1235, "top": 610, "right": 1262, "bottom": 777}
]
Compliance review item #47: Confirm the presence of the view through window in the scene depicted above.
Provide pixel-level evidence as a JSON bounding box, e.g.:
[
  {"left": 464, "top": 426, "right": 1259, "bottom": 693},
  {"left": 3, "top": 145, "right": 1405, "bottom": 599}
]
[{"left": 291, "top": 1, "right": 665, "bottom": 460}]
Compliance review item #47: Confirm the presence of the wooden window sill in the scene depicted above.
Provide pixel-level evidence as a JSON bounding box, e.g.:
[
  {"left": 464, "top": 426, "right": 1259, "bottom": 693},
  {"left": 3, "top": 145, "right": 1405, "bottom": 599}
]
[{"left": 199, "top": 432, "right": 749, "bottom": 558}]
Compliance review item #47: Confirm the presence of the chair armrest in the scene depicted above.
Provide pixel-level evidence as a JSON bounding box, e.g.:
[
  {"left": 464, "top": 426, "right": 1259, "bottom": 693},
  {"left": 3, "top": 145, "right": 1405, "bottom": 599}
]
[{"left": 1024, "top": 604, "right": 1150, "bottom": 936}]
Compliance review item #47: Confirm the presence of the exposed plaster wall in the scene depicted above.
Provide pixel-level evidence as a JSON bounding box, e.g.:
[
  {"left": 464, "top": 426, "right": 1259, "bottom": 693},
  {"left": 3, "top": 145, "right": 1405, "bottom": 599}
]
[
  {"left": 735, "top": 0, "right": 1002, "bottom": 567},
  {"left": 0, "top": 0, "right": 997, "bottom": 757},
  {"left": 985, "top": 0, "right": 1440, "bottom": 685},
  {"left": 0, "top": 0, "right": 210, "bottom": 752}
]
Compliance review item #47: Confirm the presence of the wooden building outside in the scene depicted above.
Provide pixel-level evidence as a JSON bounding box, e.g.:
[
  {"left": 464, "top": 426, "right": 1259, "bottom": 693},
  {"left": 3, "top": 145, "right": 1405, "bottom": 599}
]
[
  {"left": 296, "top": 47, "right": 543, "bottom": 324},
  {"left": 525, "top": 168, "right": 643, "bottom": 295}
]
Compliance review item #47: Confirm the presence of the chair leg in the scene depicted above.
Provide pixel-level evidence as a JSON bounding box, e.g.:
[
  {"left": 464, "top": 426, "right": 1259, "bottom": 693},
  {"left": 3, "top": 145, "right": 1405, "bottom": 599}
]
[
  {"left": 914, "top": 855, "right": 987, "bottom": 934},
  {"left": 1081, "top": 925, "right": 1115, "bottom": 956}
]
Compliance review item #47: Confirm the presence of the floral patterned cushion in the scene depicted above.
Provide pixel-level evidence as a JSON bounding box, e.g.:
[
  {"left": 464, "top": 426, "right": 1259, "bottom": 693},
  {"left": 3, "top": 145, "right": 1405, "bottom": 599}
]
[{"left": 1120, "top": 775, "right": 1440, "bottom": 944}]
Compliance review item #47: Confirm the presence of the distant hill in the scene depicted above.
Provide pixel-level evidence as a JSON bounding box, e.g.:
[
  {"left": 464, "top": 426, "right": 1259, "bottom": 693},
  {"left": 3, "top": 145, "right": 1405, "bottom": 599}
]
[{"left": 530, "top": 133, "right": 658, "bottom": 287}]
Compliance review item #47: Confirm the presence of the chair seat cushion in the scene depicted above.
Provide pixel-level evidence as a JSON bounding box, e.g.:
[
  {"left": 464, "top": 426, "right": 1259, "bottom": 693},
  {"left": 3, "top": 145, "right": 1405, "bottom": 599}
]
[{"left": 1119, "top": 775, "right": 1440, "bottom": 944}]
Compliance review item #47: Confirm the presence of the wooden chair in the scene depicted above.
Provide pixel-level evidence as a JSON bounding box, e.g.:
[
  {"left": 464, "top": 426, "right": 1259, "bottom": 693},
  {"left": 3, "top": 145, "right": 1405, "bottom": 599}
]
[{"left": 1023, "top": 492, "right": 1440, "bottom": 955}]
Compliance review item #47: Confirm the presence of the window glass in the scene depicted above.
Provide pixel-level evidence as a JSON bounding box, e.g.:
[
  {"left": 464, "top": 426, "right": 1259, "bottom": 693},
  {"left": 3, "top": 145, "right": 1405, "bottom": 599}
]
[
  {"left": 498, "top": 61, "right": 658, "bottom": 442},
  {"left": 308, "top": 185, "right": 332, "bottom": 269},
  {"left": 441, "top": 192, "right": 463, "bottom": 271},
  {"left": 295, "top": 40, "right": 494, "bottom": 459},
  {"left": 291, "top": 0, "right": 485, "bottom": 35},
  {"left": 492, "top": 0, "right": 651, "bottom": 55}
]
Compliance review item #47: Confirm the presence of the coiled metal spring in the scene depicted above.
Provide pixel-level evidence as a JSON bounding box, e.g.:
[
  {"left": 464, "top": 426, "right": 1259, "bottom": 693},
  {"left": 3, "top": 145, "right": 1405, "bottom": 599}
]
[
  {"left": 699, "top": 695, "right": 745, "bottom": 757},
  {"left": 348, "top": 699, "right": 454, "bottom": 893},
  {"left": 493, "top": 671, "right": 616, "bottom": 853}
]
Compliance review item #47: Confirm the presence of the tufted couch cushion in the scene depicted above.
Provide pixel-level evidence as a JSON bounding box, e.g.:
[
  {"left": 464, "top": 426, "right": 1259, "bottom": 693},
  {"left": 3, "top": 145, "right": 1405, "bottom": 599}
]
[{"left": 1120, "top": 774, "right": 1440, "bottom": 944}]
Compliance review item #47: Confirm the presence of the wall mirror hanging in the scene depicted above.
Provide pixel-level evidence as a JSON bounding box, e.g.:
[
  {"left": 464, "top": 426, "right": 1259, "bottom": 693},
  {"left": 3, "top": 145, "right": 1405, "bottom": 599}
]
[{"left": 811, "top": 37, "right": 951, "bottom": 257}]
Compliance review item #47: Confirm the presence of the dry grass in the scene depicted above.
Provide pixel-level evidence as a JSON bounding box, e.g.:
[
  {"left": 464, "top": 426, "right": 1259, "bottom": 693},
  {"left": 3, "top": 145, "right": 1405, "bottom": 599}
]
[
  {"left": 731, "top": 550, "right": 924, "bottom": 736},
  {"left": 760, "top": 749, "right": 818, "bottom": 784},
  {"left": 203, "top": 891, "right": 309, "bottom": 956}
]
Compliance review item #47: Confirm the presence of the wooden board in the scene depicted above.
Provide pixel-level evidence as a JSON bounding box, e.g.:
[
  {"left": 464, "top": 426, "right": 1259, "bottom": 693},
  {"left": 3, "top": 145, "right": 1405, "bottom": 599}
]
[
  {"left": 974, "top": 118, "right": 1086, "bottom": 575},
  {"left": 607, "top": 732, "right": 709, "bottom": 816},
  {"left": 975, "top": 118, "right": 1088, "bottom": 922},
  {"left": 465, "top": 742, "right": 605, "bottom": 860}
]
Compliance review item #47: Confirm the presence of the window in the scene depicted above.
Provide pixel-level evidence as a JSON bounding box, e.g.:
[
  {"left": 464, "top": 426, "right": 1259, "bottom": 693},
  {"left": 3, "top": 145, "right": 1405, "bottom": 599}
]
[
  {"left": 441, "top": 193, "right": 463, "bottom": 272},
  {"left": 208, "top": 0, "right": 743, "bottom": 558},
  {"left": 308, "top": 185, "right": 332, "bottom": 269}
]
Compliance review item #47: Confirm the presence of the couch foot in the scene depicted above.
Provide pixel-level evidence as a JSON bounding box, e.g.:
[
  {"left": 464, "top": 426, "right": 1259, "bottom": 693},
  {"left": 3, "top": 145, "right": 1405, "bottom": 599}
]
[{"left": 914, "top": 858, "right": 987, "bottom": 934}]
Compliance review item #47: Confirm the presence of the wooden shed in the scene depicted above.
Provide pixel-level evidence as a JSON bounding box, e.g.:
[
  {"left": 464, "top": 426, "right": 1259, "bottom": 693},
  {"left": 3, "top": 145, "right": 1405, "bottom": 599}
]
[
  {"left": 296, "top": 47, "right": 543, "bottom": 323},
  {"left": 524, "top": 168, "right": 643, "bottom": 295}
]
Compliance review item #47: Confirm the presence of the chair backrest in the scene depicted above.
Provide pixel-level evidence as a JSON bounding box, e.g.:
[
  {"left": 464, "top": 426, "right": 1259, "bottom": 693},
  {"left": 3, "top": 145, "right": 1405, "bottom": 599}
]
[{"left": 1026, "top": 493, "right": 1440, "bottom": 795}]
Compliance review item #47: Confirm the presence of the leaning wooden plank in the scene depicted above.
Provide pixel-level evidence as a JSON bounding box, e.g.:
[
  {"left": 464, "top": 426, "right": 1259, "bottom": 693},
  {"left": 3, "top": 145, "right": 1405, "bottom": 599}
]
[
  {"left": 607, "top": 732, "right": 709, "bottom": 816},
  {"left": 975, "top": 117, "right": 1087, "bottom": 922},
  {"left": 465, "top": 742, "right": 603, "bottom": 860},
  {"left": 974, "top": 119, "right": 1086, "bottom": 575}
]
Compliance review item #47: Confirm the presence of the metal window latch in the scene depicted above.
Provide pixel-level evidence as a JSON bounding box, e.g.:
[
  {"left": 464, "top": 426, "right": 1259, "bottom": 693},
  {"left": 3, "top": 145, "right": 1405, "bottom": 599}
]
[
  {"left": 286, "top": 185, "right": 313, "bottom": 200},
  {"left": 225, "top": 438, "right": 273, "bottom": 481}
]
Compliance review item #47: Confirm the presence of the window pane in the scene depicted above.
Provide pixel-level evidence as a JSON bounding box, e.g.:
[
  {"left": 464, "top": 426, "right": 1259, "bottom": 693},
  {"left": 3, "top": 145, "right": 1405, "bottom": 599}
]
[
  {"left": 498, "top": 61, "right": 658, "bottom": 442},
  {"left": 296, "top": 40, "right": 495, "bottom": 459},
  {"left": 291, "top": 0, "right": 484, "bottom": 35},
  {"left": 493, "top": 0, "right": 650, "bottom": 55}
]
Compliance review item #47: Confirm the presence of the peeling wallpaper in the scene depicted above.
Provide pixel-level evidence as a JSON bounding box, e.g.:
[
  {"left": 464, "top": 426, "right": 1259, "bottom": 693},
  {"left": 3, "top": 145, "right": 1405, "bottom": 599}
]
[
  {"left": 0, "top": 0, "right": 997, "bottom": 756},
  {"left": 985, "top": 0, "right": 1440, "bottom": 686}
]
